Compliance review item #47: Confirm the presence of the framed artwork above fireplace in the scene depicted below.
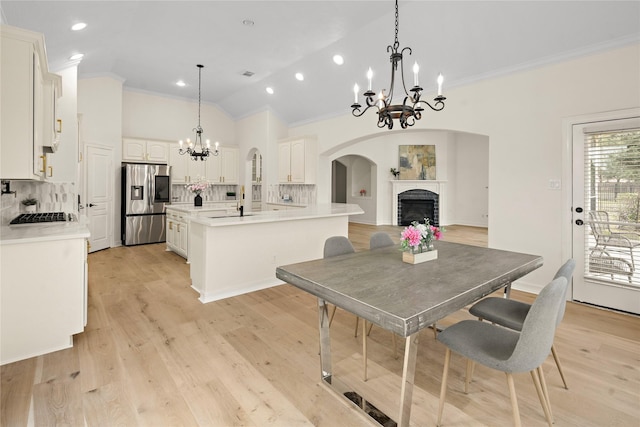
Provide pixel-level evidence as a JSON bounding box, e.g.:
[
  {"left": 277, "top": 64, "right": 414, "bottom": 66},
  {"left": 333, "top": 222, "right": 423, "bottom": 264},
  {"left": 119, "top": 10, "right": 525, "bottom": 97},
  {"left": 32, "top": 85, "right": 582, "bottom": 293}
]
[{"left": 398, "top": 145, "right": 436, "bottom": 180}]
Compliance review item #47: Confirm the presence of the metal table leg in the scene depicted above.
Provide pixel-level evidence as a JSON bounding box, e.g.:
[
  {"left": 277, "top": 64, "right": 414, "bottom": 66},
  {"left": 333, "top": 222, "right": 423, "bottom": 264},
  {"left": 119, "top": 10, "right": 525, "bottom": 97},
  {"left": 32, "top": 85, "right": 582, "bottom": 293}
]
[
  {"left": 318, "top": 298, "right": 332, "bottom": 383},
  {"left": 398, "top": 333, "right": 419, "bottom": 427}
]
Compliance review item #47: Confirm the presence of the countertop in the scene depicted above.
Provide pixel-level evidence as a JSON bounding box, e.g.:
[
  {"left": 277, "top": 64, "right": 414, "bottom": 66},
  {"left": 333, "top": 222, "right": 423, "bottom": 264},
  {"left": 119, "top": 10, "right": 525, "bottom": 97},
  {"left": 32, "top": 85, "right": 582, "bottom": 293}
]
[
  {"left": 264, "top": 201, "right": 307, "bottom": 208},
  {"left": 167, "top": 202, "right": 237, "bottom": 214},
  {"left": 0, "top": 217, "right": 91, "bottom": 245},
  {"left": 188, "top": 203, "right": 363, "bottom": 227}
]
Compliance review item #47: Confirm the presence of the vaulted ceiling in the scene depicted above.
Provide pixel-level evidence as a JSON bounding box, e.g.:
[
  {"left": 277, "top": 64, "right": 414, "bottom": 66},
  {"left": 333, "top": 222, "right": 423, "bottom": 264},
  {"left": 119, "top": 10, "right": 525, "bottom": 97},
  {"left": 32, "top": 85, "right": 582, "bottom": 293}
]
[{"left": 2, "top": 1, "right": 639, "bottom": 126}]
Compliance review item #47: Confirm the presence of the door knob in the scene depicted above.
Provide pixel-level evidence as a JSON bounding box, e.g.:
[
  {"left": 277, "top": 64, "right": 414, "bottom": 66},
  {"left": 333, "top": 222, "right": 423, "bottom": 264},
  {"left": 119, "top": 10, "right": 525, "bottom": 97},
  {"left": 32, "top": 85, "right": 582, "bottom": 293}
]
[
  {"left": 575, "top": 219, "right": 584, "bottom": 226},
  {"left": 88, "top": 203, "right": 96, "bottom": 207},
  {"left": 576, "top": 207, "right": 583, "bottom": 213}
]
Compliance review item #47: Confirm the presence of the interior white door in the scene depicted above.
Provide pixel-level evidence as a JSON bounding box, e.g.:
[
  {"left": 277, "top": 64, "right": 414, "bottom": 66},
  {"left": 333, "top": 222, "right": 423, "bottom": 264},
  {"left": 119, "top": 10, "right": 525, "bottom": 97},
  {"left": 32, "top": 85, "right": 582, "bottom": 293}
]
[
  {"left": 85, "top": 144, "right": 113, "bottom": 253},
  {"left": 572, "top": 113, "right": 640, "bottom": 314}
]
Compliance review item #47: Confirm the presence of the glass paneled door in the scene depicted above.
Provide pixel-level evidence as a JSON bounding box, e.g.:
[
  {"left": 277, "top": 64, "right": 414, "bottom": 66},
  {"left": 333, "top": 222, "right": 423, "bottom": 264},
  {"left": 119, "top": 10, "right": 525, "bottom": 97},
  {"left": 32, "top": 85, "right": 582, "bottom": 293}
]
[{"left": 572, "top": 114, "right": 640, "bottom": 314}]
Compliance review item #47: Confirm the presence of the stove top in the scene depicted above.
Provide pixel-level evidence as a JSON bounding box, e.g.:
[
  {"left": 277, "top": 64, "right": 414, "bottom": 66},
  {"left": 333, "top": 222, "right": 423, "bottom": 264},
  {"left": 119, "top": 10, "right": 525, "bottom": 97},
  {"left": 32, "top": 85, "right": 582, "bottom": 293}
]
[{"left": 10, "top": 212, "right": 71, "bottom": 225}]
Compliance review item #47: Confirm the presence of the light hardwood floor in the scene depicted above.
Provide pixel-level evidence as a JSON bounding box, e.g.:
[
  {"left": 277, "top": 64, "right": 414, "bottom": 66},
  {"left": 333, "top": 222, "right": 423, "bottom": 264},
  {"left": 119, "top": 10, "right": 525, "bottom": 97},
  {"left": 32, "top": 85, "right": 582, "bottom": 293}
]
[{"left": 2, "top": 224, "right": 639, "bottom": 426}]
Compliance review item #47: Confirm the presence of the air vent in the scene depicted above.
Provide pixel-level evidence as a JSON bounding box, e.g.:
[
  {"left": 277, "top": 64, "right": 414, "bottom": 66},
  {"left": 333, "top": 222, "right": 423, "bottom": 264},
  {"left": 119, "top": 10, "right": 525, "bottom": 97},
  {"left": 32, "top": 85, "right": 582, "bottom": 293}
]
[{"left": 242, "top": 71, "right": 255, "bottom": 77}]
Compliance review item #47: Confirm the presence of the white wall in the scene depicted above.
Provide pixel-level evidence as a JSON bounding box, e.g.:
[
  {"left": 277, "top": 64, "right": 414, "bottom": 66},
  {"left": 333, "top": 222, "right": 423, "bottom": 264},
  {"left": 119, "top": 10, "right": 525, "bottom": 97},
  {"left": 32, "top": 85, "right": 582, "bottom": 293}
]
[
  {"left": 287, "top": 43, "right": 640, "bottom": 292},
  {"left": 450, "top": 133, "right": 490, "bottom": 227},
  {"left": 78, "top": 76, "right": 123, "bottom": 246}
]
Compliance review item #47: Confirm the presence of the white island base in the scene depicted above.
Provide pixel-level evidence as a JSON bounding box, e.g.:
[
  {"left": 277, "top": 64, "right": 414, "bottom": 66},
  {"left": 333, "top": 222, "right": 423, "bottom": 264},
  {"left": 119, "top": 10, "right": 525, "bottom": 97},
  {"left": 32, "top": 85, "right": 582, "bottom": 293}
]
[{"left": 188, "top": 203, "right": 363, "bottom": 303}]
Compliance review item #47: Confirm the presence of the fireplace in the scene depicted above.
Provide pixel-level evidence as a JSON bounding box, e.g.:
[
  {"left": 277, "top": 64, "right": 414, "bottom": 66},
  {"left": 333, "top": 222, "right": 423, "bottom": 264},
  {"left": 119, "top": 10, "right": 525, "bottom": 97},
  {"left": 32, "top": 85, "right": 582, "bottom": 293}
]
[
  {"left": 391, "top": 180, "right": 446, "bottom": 226},
  {"left": 398, "top": 189, "right": 439, "bottom": 226}
]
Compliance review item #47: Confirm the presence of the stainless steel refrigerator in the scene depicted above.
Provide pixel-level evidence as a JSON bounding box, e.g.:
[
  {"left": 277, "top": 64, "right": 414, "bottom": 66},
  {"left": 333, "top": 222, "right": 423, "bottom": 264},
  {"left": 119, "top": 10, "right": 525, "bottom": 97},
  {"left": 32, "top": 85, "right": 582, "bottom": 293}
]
[{"left": 121, "top": 163, "right": 171, "bottom": 246}]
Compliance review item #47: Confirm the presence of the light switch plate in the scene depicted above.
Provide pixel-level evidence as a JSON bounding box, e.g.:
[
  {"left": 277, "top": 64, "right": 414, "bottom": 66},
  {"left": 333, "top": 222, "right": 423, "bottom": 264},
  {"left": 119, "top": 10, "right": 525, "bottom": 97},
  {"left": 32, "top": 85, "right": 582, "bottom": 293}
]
[{"left": 549, "top": 179, "right": 561, "bottom": 190}]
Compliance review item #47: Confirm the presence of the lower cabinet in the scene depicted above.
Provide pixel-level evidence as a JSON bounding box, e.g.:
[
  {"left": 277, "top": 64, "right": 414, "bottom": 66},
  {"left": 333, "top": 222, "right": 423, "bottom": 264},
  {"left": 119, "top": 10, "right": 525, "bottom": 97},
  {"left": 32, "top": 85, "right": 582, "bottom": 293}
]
[
  {"left": 166, "top": 210, "right": 189, "bottom": 259},
  {"left": 1, "top": 237, "right": 87, "bottom": 365},
  {"left": 166, "top": 203, "right": 240, "bottom": 260}
]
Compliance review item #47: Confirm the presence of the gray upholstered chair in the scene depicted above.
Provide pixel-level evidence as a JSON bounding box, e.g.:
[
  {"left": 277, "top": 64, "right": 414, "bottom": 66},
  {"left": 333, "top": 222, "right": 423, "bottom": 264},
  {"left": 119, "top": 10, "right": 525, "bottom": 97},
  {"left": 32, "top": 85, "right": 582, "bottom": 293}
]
[
  {"left": 369, "top": 232, "right": 395, "bottom": 249},
  {"left": 468, "top": 259, "right": 575, "bottom": 389},
  {"left": 436, "top": 277, "right": 568, "bottom": 427}
]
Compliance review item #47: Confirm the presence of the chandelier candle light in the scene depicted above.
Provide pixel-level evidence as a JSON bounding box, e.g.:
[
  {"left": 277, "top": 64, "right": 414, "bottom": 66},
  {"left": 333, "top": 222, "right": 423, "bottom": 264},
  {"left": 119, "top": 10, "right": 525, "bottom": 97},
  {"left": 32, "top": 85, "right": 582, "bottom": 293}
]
[
  {"left": 179, "top": 64, "right": 219, "bottom": 160},
  {"left": 351, "top": 0, "right": 446, "bottom": 129}
]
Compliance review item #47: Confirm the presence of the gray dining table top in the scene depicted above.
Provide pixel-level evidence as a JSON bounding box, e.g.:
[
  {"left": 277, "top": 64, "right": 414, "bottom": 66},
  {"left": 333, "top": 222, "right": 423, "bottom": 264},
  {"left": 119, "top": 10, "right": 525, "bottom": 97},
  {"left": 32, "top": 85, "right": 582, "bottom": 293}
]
[{"left": 276, "top": 241, "right": 543, "bottom": 337}]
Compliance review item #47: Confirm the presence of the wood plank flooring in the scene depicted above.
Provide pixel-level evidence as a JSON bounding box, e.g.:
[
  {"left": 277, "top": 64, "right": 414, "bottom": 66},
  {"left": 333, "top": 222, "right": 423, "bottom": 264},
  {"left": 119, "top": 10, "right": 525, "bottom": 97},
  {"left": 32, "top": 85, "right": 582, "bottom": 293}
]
[{"left": 2, "top": 224, "right": 639, "bottom": 426}]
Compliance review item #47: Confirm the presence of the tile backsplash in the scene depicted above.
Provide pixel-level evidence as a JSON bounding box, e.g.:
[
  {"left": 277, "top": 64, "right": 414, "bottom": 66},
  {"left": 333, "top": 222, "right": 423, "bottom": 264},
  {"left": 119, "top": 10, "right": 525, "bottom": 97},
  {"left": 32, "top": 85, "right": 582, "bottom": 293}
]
[
  {"left": 1, "top": 181, "right": 76, "bottom": 225},
  {"left": 171, "top": 184, "right": 238, "bottom": 203},
  {"left": 267, "top": 184, "right": 316, "bottom": 206}
]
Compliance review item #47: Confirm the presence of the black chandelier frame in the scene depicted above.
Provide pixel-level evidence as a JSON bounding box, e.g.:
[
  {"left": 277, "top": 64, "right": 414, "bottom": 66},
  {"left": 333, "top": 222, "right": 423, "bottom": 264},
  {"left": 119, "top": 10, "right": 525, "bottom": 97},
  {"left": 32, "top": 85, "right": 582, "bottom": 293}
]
[{"left": 351, "top": 0, "right": 446, "bottom": 129}]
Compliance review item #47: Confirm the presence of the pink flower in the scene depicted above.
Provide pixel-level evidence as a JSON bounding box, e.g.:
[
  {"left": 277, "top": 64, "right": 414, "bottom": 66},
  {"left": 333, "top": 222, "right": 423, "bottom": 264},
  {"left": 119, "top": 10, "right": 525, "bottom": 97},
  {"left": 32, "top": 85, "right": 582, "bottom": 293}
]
[{"left": 401, "top": 226, "right": 422, "bottom": 248}]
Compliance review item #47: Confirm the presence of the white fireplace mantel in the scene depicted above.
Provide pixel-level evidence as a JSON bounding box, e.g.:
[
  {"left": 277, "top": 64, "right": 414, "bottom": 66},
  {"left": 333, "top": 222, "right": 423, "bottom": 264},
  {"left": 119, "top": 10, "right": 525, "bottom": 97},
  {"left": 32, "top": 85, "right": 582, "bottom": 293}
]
[{"left": 391, "top": 180, "right": 448, "bottom": 226}]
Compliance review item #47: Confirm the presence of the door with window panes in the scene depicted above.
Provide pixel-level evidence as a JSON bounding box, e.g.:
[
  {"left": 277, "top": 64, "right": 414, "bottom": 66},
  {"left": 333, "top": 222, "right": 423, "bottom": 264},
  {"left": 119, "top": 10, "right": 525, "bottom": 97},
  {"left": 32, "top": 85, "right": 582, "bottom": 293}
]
[{"left": 572, "top": 115, "right": 640, "bottom": 314}]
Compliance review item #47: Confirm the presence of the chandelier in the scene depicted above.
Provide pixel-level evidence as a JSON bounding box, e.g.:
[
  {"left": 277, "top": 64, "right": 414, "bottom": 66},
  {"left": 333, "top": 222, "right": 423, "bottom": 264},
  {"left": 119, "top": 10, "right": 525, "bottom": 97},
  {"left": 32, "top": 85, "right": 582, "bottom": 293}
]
[
  {"left": 351, "top": 0, "right": 446, "bottom": 129},
  {"left": 179, "top": 64, "right": 219, "bottom": 160}
]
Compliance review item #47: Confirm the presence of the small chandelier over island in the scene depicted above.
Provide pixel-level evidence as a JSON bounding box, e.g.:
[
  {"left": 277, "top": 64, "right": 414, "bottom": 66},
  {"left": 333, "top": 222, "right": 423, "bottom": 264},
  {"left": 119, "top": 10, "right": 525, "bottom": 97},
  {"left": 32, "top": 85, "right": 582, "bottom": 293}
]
[
  {"left": 179, "top": 64, "right": 219, "bottom": 160},
  {"left": 351, "top": 0, "right": 446, "bottom": 129}
]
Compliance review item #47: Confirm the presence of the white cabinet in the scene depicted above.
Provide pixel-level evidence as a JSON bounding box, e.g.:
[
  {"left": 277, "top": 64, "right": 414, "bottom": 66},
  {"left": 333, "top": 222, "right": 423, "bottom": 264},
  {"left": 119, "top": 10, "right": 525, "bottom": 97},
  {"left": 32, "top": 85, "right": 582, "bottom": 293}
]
[
  {"left": 206, "top": 146, "right": 239, "bottom": 184},
  {"left": 169, "top": 143, "right": 205, "bottom": 184},
  {"left": 252, "top": 152, "right": 263, "bottom": 183},
  {"left": 122, "top": 138, "right": 169, "bottom": 163},
  {"left": 278, "top": 137, "right": 316, "bottom": 184},
  {"left": 166, "top": 209, "right": 189, "bottom": 259},
  {"left": 0, "top": 25, "right": 50, "bottom": 180},
  {"left": 1, "top": 236, "right": 87, "bottom": 365},
  {"left": 42, "top": 73, "right": 62, "bottom": 155}
]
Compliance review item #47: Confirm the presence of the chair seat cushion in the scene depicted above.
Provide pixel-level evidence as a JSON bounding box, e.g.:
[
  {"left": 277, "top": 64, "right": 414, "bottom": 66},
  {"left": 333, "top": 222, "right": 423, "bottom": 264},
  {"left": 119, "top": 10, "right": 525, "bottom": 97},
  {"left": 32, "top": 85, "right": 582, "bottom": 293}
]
[
  {"left": 437, "top": 320, "right": 522, "bottom": 372},
  {"left": 468, "top": 297, "right": 530, "bottom": 331}
]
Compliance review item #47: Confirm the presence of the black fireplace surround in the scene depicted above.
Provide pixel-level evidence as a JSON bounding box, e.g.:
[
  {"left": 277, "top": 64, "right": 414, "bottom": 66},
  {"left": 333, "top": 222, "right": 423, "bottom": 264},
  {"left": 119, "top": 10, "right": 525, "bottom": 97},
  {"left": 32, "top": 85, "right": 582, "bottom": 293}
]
[{"left": 398, "top": 189, "right": 439, "bottom": 226}]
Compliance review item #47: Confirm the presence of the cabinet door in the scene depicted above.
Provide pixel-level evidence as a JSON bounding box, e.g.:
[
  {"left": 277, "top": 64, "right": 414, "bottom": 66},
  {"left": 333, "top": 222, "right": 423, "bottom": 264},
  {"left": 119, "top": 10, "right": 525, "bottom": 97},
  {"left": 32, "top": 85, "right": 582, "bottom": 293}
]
[
  {"left": 188, "top": 159, "right": 206, "bottom": 183},
  {"left": 146, "top": 140, "right": 169, "bottom": 163},
  {"left": 289, "top": 139, "right": 306, "bottom": 183},
  {"left": 166, "top": 217, "right": 176, "bottom": 247},
  {"left": 169, "top": 144, "right": 188, "bottom": 184},
  {"left": 33, "top": 51, "right": 44, "bottom": 178},
  {"left": 177, "top": 220, "right": 189, "bottom": 255},
  {"left": 221, "top": 147, "right": 238, "bottom": 184},
  {"left": 278, "top": 142, "right": 292, "bottom": 183},
  {"left": 205, "top": 155, "right": 222, "bottom": 183},
  {"left": 122, "top": 138, "right": 146, "bottom": 161}
]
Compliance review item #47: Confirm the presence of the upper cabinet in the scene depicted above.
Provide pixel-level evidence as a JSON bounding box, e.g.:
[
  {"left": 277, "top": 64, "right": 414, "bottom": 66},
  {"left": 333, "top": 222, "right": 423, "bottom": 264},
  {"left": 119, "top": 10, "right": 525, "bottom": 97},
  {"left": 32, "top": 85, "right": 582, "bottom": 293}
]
[
  {"left": 206, "top": 146, "right": 238, "bottom": 184},
  {"left": 278, "top": 137, "right": 317, "bottom": 184},
  {"left": 0, "top": 25, "right": 56, "bottom": 180},
  {"left": 252, "top": 152, "right": 263, "bottom": 183},
  {"left": 42, "top": 73, "right": 62, "bottom": 155},
  {"left": 122, "top": 138, "right": 169, "bottom": 163},
  {"left": 169, "top": 143, "right": 205, "bottom": 184}
]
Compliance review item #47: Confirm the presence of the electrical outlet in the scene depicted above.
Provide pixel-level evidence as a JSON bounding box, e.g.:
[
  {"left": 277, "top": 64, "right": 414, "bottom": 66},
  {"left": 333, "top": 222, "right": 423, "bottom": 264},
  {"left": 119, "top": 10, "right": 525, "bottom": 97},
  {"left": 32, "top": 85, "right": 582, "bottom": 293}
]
[{"left": 549, "top": 179, "right": 561, "bottom": 190}]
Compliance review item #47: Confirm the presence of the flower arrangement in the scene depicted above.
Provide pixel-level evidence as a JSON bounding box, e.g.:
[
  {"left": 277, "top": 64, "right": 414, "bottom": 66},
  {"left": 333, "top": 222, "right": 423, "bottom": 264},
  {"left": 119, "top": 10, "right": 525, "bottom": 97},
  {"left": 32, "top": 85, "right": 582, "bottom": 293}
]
[
  {"left": 390, "top": 168, "right": 400, "bottom": 178},
  {"left": 400, "top": 218, "right": 442, "bottom": 253},
  {"left": 360, "top": 188, "right": 367, "bottom": 196},
  {"left": 186, "top": 179, "right": 210, "bottom": 195}
]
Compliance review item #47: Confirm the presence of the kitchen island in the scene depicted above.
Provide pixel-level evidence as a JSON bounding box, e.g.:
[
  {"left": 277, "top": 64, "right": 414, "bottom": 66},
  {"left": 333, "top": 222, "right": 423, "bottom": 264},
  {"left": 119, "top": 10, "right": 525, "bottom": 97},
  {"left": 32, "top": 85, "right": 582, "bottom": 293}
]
[{"left": 188, "top": 203, "right": 363, "bottom": 303}]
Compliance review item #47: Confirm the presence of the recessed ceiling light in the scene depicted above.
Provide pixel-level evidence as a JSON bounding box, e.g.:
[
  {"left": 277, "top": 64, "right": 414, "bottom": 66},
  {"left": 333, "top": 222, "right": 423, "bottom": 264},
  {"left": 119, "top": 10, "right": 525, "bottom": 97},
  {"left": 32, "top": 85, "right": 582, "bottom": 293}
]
[
  {"left": 266, "top": 87, "right": 274, "bottom": 95},
  {"left": 69, "top": 53, "right": 84, "bottom": 60},
  {"left": 71, "top": 22, "right": 87, "bottom": 31},
  {"left": 242, "top": 19, "right": 254, "bottom": 26},
  {"left": 295, "top": 73, "right": 304, "bottom": 81},
  {"left": 176, "top": 80, "right": 186, "bottom": 87},
  {"left": 333, "top": 55, "right": 344, "bottom": 65}
]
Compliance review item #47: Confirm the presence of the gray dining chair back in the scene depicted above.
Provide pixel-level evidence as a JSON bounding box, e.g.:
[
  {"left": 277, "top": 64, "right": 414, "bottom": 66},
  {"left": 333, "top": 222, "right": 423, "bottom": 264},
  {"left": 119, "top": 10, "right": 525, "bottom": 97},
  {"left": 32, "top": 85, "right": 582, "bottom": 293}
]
[
  {"left": 436, "top": 277, "right": 568, "bottom": 427},
  {"left": 468, "top": 259, "right": 575, "bottom": 390},
  {"left": 369, "top": 232, "right": 395, "bottom": 249},
  {"left": 552, "top": 258, "right": 576, "bottom": 328},
  {"left": 323, "top": 236, "right": 355, "bottom": 258}
]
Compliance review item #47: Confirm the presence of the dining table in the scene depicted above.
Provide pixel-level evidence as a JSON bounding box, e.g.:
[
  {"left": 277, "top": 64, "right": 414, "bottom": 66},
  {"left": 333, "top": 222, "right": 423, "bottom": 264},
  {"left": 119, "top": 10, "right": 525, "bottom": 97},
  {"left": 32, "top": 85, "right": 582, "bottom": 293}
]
[{"left": 275, "top": 240, "right": 543, "bottom": 427}]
